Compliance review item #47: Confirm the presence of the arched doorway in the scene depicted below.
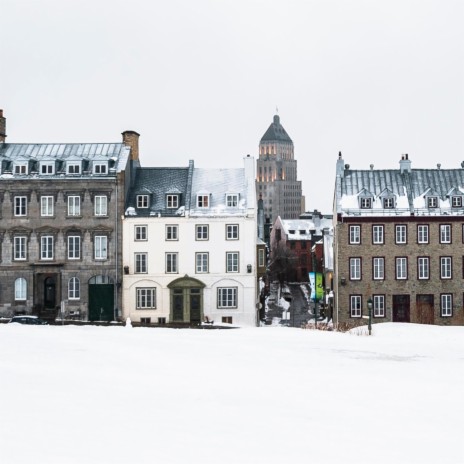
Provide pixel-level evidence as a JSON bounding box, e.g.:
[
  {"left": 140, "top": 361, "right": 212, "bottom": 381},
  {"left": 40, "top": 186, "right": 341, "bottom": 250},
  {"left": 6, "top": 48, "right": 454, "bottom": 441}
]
[
  {"left": 168, "top": 276, "right": 205, "bottom": 324},
  {"left": 88, "top": 275, "right": 114, "bottom": 321}
]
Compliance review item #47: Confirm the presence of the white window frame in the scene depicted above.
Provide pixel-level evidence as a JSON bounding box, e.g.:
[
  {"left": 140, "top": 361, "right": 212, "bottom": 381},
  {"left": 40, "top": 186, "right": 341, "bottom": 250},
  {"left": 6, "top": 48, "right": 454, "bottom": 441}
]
[
  {"left": 95, "top": 236, "right": 108, "bottom": 260},
  {"left": 440, "top": 256, "right": 452, "bottom": 279},
  {"left": 166, "top": 225, "right": 179, "bottom": 241},
  {"left": 14, "top": 236, "right": 27, "bottom": 261},
  {"left": 350, "top": 295, "right": 362, "bottom": 318},
  {"left": 441, "top": 294, "right": 452, "bottom": 317},
  {"left": 67, "top": 162, "right": 81, "bottom": 175},
  {"left": 137, "top": 195, "right": 149, "bottom": 209},
  {"left": 197, "top": 194, "right": 209, "bottom": 208},
  {"left": 360, "top": 197, "right": 372, "bottom": 209},
  {"left": 396, "top": 257, "right": 407, "bottom": 280},
  {"left": 395, "top": 225, "right": 407, "bottom": 244},
  {"left": 217, "top": 287, "right": 238, "bottom": 309},
  {"left": 226, "top": 224, "right": 239, "bottom": 240},
  {"left": 135, "top": 225, "right": 147, "bottom": 241},
  {"left": 372, "top": 225, "right": 384, "bottom": 244},
  {"left": 166, "top": 195, "right": 179, "bottom": 209},
  {"left": 40, "top": 236, "right": 54, "bottom": 260},
  {"left": 14, "top": 196, "right": 27, "bottom": 216},
  {"left": 383, "top": 197, "right": 395, "bottom": 209},
  {"left": 135, "top": 253, "right": 148, "bottom": 273},
  {"left": 226, "top": 194, "right": 239, "bottom": 207},
  {"left": 451, "top": 196, "right": 462, "bottom": 208},
  {"left": 40, "top": 196, "right": 54, "bottom": 217},
  {"left": 418, "top": 257, "right": 429, "bottom": 280},
  {"left": 418, "top": 225, "right": 429, "bottom": 244},
  {"left": 373, "top": 295, "right": 385, "bottom": 318},
  {"left": 349, "top": 257, "right": 361, "bottom": 280},
  {"left": 67, "top": 236, "right": 81, "bottom": 260},
  {"left": 15, "top": 278, "right": 27, "bottom": 301},
  {"left": 196, "top": 252, "right": 209, "bottom": 273},
  {"left": 40, "top": 162, "right": 55, "bottom": 175},
  {"left": 373, "top": 257, "right": 385, "bottom": 280},
  {"left": 440, "top": 224, "right": 451, "bottom": 244},
  {"left": 166, "top": 253, "right": 178, "bottom": 273},
  {"left": 94, "top": 196, "right": 108, "bottom": 216},
  {"left": 349, "top": 225, "right": 360, "bottom": 245},
  {"left": 196, "top": 224, "right": 209, "bottom": 240},
  {"left": 67, "top": 196, "right": 81, "bottom": 216},
  {"left": 427, "top": 196, "right": 438, "bottom": 208},
  {"left": 14, "top": 163, "right": 28, "bottom": 175},
  {"left": 93, "top": 162, "right": 108, "bottom": 175},
  {"left": 258, "top": 249, "right": 265, "bottom": 267},
  {"left": 136, "top": 288, "right": 156, "bottom": 309},
  {"left": 226, "top": 252, "right": 239, "bottom": 273},
  {"left": 68, "top": 277, "right": 80, "bottom": 300}
]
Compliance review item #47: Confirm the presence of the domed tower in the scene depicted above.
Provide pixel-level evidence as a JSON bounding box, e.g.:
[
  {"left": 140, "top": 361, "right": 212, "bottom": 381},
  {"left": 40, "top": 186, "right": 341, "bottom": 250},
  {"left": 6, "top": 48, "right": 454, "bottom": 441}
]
[{"left": 256, "top": 114, "right": 304, "bottom": 224}]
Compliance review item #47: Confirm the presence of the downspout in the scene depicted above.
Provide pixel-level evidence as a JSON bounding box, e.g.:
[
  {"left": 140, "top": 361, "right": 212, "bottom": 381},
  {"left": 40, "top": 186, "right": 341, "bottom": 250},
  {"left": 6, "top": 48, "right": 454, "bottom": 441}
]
[{"left": 114, "top": 176, "right": 119, "bottom": 321}]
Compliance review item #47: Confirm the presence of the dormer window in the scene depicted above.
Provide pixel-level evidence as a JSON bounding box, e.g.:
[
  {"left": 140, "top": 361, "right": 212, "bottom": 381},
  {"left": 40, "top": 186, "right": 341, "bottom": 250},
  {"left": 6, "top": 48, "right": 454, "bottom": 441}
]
[
  {"left": 451, "top": 196, "right": 462, "bottom": 208},
  {"left": 40, "top": 162, "right": 55, "bottom": 175},
  {"left": 197, "top": 194, "right": 209, "bottom": 208},
  {"left": 383, "top": 197, "right": 395, "bottom": 209},
  {"left": 166, "top": 194, "right": 179, "bottom": 209},
  {"left": 67, "top": 162, "right": 81, "bottom": 175},
  {"left": 226, "top": 194, "right": 239, "bottom": 207},
  {"left": 427, "top": 196, "right": 438, "bottom": 208},
  {"left": 93, "top": 162, "right": 107, "bottom": 175},
  {"left": 360, "top": 197, "right": 372, "bottom": 209},
  {"left": 137, "top": 195, "right": 149, "bottom": 209},
  {"left": 14, "top": 163, "right": 28, "bottom": 175}
]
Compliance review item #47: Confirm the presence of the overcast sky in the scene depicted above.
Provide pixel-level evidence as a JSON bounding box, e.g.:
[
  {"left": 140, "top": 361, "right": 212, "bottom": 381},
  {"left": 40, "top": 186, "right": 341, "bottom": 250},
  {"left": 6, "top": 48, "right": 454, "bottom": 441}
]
[{"left": 1, "top": 0, "right": 463, "bottom": 213}]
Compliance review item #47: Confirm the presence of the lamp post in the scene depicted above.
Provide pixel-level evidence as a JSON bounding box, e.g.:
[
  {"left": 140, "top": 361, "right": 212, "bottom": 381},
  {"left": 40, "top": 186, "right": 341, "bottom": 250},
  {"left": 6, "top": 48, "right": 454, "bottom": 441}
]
[
  {"left": 311, "top": 245, "right": 317, "bottom": 329},
  {"left": 367, "top": 297, "right": 373, "bottom": 335}
]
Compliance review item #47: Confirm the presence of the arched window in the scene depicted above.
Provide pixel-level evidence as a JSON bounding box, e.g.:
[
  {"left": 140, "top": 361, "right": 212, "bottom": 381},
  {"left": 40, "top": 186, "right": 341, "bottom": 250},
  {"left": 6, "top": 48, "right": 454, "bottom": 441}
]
[
  {"left": 15, "top": 278, "right": 27, "bottom": 301},
  {"left": 68, "top": 277, "right": 80, "bottom": 300}
]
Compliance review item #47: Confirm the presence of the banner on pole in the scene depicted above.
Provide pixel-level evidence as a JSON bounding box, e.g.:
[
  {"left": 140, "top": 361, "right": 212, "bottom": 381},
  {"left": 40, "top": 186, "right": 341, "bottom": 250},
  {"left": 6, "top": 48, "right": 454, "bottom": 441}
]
[{"left": 308, "top": 272, "right": 324, "bottom": 301}]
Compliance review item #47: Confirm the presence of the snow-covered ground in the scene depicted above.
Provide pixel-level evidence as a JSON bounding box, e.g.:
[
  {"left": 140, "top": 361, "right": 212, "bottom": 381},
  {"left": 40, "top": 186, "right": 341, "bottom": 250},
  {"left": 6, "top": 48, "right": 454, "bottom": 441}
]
[{"left": 1, "top": 322, "right": 463, "bottom": 464}]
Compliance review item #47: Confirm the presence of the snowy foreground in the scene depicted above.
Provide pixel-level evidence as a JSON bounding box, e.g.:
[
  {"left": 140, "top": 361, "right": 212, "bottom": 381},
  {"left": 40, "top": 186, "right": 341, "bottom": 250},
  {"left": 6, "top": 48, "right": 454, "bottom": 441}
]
[{"left": 1, "top": 323, "right": 463, "bottom": 464}]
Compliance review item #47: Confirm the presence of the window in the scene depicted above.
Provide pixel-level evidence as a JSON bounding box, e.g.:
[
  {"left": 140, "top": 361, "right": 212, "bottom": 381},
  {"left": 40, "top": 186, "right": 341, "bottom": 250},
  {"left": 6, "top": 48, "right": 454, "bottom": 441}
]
[
  {"left": 217, "top": 287, "right": 238, "bottom": 308},
  {"left": 68, "top": 277, "right": 80, "bottom": 300},
  {"left": 349, "top": 225, "right": 361, "bottom": 244},
  {"left": 383, "top": 197, "right": 395, "bottom": 209},
  {"left": 136, "top": 288, "right": 156, "bottom": 309},
  {"left": 166, "top": 253, "right": 178, "bottom": 273},
  {"left": 95, "top": 196, "right": 108, "bottom": 216},
  {"left": 441, "top": 294, "right": 452, "bottom": 317},
  {"left": 418, "top": 257, "right": 429, "bottom": 280},
  {"left": 93, "top": 162, "right": 107, "bottom": 174},
  {"left": 137, "top": 195, "right": 149, "bottom": 208},
  {"left": 360, "top": 197, "right": 372, "bottom": 209},
  {"left": 40, "top": 196, "right": 54, "bottom": 217},
  {"left": 440, "top": 257, "right": 452, "bottom": 279},
  {"left": 451, "top": 196, "right": 462, "bottom": 208},
  {"left": 15, "top": 278, "right": 27, "bottom": 300},
  {"left": 196, "top": 252, "right": 209, "bottom": 273},
  {"left": 258, "top": 249, "right": 265, "bottom": 267},
  {"left": 40, "top": 236, "right": 54, "bottom": 260},
  {"left": 196, "top": 225, "right": 208, "bottom": 240},
  {"left": 166, "top": 225, "right": 178, "bottom": 241},
  {"left": 68, "top": 236, "right": 81, "bottom": 259},
  {"left": 14, "top": 164, "right": 27, "bottom": 175},
  {"left": 68, "top": 196, "right": 81, "bottom": 216},
  {"left": 40, "top": 162, "right": 54, "bottom": 175},
  {"left": 226, "top": 224, "right": 239, "bottom": 240},
  {"left": 14, "top": 237, "right": 27, "bottom": 260},
  {"left": 373, "top": 295, "right": 385, "bottom": 318},
  {"left": 197, "top": 195, "right": 209, "bottom": 208},
  {"left": 95, "top": 236, "right": 108, "bottom": 260},
  {"left": 427, "top": 196, "right": 438, "bottom": 208},
  {"left": 140, "top": 318, "right": 151, "bottom": 325},
  {"left": 396, "top": 257, "right": 407, "bottom": 279},
  {"left": 226, "top": 252, "right": 239, "bottom": 272},
  {"left": 135, "top": 253, "right": 148, "bottom": 273},
  {"left": 395, "top": 225, "right": 407, "bottom": 244},
  {"left": 350, "top": 295, "right": 362, "bottom": 317},
  {"left": 417, "top": 225, "right": 429, "bottom": 244},
  {"left": 349, "top": 258, "right": 361, "bottom": 280},
  {"left": 222, "top": 316, "right": 233, "bottom": 324},
  {"left": 226, "top": 194, "right": 239, "bottom": 207},
  {"left": 373, "top": 257, "right": 385, "bottom": 280},
  {"left": 167, "top": 195, "right": 179, "bottom": 209},
  {"left": 14, "top": 196, "right": 27, "bottom": 216},
  {"left": 67, "top": 162, "right": 81, "bottom": 174},
  {"left": 372, "top": 225, "right": 384, "bottom": 244},
  {"left": 440, "top": 224, "right": 451, "bottom": 244},
  {"left": 135, "top": 225, "right": 147, "bottom": 241}
]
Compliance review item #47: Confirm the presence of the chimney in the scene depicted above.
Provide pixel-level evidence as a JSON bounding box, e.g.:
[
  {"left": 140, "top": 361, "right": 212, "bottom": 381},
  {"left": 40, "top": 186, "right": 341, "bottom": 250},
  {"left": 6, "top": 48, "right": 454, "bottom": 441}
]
[
  {"left": 399, "top": 153, "right": 412, "bottom": 174},
  {"left": 336, "top": 151, "right": 345, "bottom": 177},
  {"left": 0, "top": 109, "right": 6, "bottom": 143},
  {"left": 122, "top": 130, "right": 140, "bottom": 161}
]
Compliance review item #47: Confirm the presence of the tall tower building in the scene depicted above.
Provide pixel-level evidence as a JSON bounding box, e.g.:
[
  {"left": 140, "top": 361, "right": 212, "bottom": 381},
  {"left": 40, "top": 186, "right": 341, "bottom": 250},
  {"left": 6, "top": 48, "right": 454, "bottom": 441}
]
[{"left": 256, "top": 114, "right": 304, "bottom": 224}]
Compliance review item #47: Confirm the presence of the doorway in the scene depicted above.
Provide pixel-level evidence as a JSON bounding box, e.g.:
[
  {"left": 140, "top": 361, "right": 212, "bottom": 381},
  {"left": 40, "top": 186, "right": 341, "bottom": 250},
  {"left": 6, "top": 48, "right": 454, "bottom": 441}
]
[
  {"left": 88, "top": 275, "right": 114, "bottom": 321},
  {"left": 393, "top": 295, "right": 410, "bottom": 322},
  {"left": 168, "top": 276, "right": 205, "bottom": 323}
]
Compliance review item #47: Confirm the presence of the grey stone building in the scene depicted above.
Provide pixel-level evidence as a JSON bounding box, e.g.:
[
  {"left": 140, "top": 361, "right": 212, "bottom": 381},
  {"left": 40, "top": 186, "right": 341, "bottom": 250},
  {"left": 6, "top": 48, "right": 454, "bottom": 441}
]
[
  {"left": 256, "top": 115, "right": 304, "bottom": 226},
  {"left": 0, "top": 110, "right": 140, "bottom": 321},
  {"left": 334, "top": 152, "right": 464, "bottom": 327}
]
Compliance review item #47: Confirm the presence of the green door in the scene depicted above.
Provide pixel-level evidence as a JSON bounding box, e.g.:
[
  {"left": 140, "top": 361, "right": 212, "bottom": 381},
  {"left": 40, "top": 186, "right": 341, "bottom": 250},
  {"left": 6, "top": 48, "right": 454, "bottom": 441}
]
[
  {"left": 173, "top": 289, "right": 184, "bottom": 321},
  {"left": 89, "top": 284, "right": 114, "bottom": 321},
  {"left": 190, "top": 289, "right": 201, "bottom": 323}
]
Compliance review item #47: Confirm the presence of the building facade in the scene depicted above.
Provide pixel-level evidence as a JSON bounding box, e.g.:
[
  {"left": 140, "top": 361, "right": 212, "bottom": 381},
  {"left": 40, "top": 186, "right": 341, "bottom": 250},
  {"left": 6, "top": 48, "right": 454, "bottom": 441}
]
[
  {"left": 334, "top": 153, "right": 464, "bottom": 327},
  {"left": 122, "top": 156, "right": 258, "bottom": 326},
  {"left": 0, "top": 109, "right": 139, "bottom": 321},
  {"left": 256, "top": 115, "right": 304, "bottom": 225}
]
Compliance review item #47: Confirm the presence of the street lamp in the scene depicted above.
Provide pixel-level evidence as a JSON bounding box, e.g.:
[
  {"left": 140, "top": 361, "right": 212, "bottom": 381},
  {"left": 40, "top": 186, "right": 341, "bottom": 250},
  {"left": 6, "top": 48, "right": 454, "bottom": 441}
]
[
  {"left": 367, "top": 297, "right": 373, "bottom": 335},
  {"left": 311, "top": 245, "right": 317, "bottom": 329}
]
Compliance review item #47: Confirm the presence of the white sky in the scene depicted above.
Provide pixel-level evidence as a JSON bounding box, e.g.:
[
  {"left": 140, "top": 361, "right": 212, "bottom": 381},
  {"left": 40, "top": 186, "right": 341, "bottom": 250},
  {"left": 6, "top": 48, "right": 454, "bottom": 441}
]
[{"left": 1, "top": 0, "right": 463, "bottom": 213}]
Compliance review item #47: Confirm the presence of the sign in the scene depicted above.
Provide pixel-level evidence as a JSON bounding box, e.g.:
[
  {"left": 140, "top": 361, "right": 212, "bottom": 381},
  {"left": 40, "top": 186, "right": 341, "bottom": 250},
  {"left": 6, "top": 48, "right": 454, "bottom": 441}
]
[{"left": 309, "top": 272, "right": 324, "bottom": 301}]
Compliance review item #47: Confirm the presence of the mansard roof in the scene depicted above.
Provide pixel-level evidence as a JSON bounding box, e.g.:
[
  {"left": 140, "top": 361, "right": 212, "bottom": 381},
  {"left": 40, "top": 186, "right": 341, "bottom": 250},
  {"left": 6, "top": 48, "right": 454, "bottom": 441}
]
[{"left": 260, "top": 115, "right": 293, "bottom": 143}]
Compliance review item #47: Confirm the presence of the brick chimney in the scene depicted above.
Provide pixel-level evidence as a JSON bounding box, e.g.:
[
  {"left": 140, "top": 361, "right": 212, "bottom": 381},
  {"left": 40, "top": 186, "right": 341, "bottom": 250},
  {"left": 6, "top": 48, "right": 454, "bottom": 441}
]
[
  {"left": 122, "top": 130, "right": 140, "bottom": 161},
  {"left": 0, "top": 109, "right": 6, "bottom": 143}
]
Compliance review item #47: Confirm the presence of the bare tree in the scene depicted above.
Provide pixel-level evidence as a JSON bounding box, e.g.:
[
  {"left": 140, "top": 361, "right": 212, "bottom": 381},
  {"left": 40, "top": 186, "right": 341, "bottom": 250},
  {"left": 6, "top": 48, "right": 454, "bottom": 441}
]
[{"left": 269, "top": 243, "right": 297, "bottom": 285}]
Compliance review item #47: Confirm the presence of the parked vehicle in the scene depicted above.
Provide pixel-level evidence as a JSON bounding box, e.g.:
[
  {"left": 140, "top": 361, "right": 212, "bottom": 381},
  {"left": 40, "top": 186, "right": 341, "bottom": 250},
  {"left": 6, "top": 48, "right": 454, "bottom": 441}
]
[{"left": 9, "top": 316, "right": 48, "bottom": 325}]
